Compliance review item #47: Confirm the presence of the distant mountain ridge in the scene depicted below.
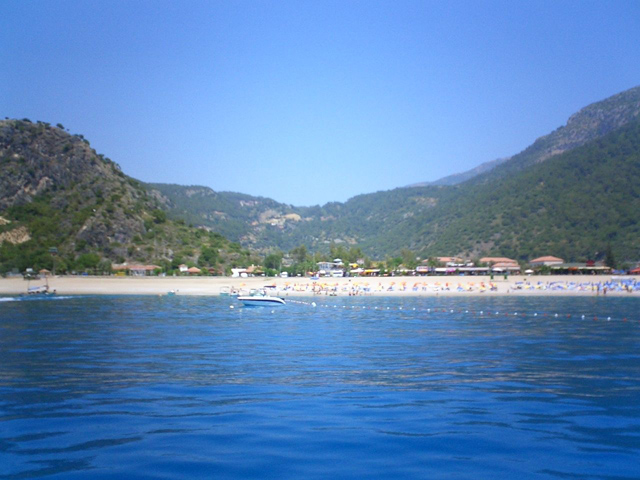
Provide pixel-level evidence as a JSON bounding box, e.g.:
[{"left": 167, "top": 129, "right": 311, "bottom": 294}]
[
  {"left": 408, "top": 157, "right": 510, "bottom": 187},
  {"left": 148, "top": 182, "right": 305, "bottom": 249},
  {"left": 411, "top": 85, "right": 640, "bottom": 186},
  {"left": 152, "top": 85, "right": 640, "bottom": 261},
  {"left": 469, "top": 85, "right": 640, "bottom": 184}
]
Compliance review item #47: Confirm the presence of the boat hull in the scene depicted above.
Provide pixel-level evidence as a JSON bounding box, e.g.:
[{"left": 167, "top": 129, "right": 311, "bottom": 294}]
[{"left": 237, "top": 296, "right": 286, "bottom": 307}]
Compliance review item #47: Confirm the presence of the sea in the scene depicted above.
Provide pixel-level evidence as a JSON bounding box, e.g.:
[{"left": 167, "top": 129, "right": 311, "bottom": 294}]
[{"left": 1, "top": 294, "right": 639, "bottom": 479}]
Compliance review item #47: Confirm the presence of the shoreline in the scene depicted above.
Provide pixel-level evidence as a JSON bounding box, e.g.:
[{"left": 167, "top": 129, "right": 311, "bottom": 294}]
[{"left": 1, "top": 275, "right": 638, "bottom": 297}]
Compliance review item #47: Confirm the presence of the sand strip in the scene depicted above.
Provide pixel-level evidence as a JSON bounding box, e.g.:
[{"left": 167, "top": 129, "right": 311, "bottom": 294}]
[{"left": 1, "top": 275, "right": 637, "bottom": 297}]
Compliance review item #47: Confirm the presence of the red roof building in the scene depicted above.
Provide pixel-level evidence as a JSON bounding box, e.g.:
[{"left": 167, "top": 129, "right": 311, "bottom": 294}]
[
  {"left": 480, "top": 257, "right": 518, "bottom": 266},
  {"left": 530, "top": 256, "right": 565, "bottom": 266},
  {"left": 491, "top": 262, "right": 521, "bottom": 272}
]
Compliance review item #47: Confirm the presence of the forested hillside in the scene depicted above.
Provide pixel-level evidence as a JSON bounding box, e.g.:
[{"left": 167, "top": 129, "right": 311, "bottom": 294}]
[
  {"left": 3, "top": 86, "right": 639, "bottom": 272},
  {"left": 388, "top": 117, "right": 640, "bottom": 261},
  {"left": 153, "top": 90, "right": 640, "bottom": 262},
  {"left": 0, "top": 120, "right": 256, "bottom": 274}
]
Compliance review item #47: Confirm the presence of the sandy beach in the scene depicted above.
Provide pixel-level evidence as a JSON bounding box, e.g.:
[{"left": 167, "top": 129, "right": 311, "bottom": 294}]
[{"left": 1, "top": 274, "right": 638, "bottom": 297}]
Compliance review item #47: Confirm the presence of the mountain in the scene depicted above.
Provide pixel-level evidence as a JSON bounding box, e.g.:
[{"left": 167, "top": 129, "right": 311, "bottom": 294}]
[
  {"left": 149, "top": 182, "right": 452, "bottom": 255},
  {"left": 282, "top": 115, "right": 640, "bottom": 262},
  {"left": 412, "top": 85, "right": 640, "bottom": 187},
  {"left": 388, "top": 117, "right": 640, "bottom": 261},
  {"left": 408, "top": 157, "right": 510, "bottom": 187},
  {"left": 153, "top": 86, "right": 640, "bottom": 262},
  {"left": 0, "top": 120, "right": 255, "bottom": 274},
  {"left": 3, "top": 86, "right": 639, "bottom": 271},
  {"left": 469, "top": 85, "right": 640, "bottom": 184},
  {"left": 148, "top": 183, "right": 304, "bottom": 247}
]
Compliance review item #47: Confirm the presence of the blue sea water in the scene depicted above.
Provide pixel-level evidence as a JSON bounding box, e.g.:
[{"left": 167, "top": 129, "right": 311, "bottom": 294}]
[{"left": 1, "top": 295, "right": 639, "bottom": 479}]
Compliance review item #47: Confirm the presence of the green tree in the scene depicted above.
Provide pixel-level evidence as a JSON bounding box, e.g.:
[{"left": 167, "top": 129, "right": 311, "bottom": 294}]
[
  {"left": 53, "top": 257, "right": 68, "bottom": 274},
  {"left": 347, "top": 247, "right": 364, "bottom": 263},
  {"left": 76, "top": 253, "right": 100, "bottom": 271},
  {"left": 386, "top": 256, "right": 403, "bottom": 270},
  {"left": 97, "top": 259, "right": 113, "bottom": 275},
  {"left": 290, "top": 244, "right": 308, "bottom": 263},
  {"left": 604, "top": 244, "right": 617, "bottom": 269},
  {"left": 152, "top": 209, "right": 167, "bottom": 224},
  {"left": 264, "top": 252, "right": 283, "bottom": 270},
  {"left": 199, "top": 246, "right": 219, "bottom": 266},
  {"left": 329, "top": 244, "right": 349, "bottom": 261},
  {"left": 401, "top": 249, "right": 418, "bottom": 269}
]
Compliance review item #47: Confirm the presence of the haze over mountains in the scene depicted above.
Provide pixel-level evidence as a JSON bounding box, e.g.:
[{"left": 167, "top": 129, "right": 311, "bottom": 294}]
[{"left": 1, "top": 85, "right": 639, "bottom": 272}]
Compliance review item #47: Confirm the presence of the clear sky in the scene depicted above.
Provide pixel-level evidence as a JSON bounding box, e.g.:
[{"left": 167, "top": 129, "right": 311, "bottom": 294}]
[{"left": 2, "top": 0, "right": 640, "bottom": 206}]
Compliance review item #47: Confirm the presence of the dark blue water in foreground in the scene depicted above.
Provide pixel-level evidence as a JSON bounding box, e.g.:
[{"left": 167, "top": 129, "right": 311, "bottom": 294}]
[{"left": 1, "top": 295, "right": 640, "bottom": 479}]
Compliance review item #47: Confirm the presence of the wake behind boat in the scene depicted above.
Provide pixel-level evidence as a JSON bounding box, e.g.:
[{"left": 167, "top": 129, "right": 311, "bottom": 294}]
[{"left": 237, "top": 288, "right": 286, "bottom": 307}]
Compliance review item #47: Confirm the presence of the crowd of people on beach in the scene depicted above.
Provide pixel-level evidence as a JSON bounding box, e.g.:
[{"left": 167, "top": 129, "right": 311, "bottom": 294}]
[
  {"left": 509, "top": 279, "right": 639, "bottom": 294},
  {"left": 269, "top": 278, "right": 640, "bottom": 296},
  {"left": 275, "top": 280, "right": 498, "bottom": 295}
]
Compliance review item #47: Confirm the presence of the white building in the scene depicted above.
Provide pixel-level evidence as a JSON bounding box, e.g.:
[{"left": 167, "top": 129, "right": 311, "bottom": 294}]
[{"left": 317, "top": 259, "right": 345, "bottom": 277}]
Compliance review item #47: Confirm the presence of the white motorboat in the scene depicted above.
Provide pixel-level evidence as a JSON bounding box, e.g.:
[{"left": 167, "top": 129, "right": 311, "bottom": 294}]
[
  {"left": 237, "top": 289, "right": 285, "bottom": 306},
  {"left": 25, "top": 276, "right": 55, "bottom": 296},
  {"left": 220, "top": 286, "right": 240, "bottom": 297},
  {"left": 27, "top": 285, "right": 54, "bottom": 295}
]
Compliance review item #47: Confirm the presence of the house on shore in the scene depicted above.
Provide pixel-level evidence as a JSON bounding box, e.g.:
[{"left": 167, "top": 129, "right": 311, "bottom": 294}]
[
  {"left": 480, "top": 257, "right": 520, "bottom": 273},
  {"left": 436, "top": 256, "right": 464, "bottom": 267},
  {"left": 490, "top": 262, "right": 521, "bottom": 273},
  {"left": 317, "top": 259, "right": 345, "bottom": 277},
  {"left": 549, "top": 262, "right": 611, "bottom": 274},
  {"left": 112, "top": 264, "right": 161, "bottom": 276},
  {"left": 231, "top": 268, "right": 248, "bottom": 278},
  {"left": 530, "top": 256, "right": 564, "bottom": 267}
]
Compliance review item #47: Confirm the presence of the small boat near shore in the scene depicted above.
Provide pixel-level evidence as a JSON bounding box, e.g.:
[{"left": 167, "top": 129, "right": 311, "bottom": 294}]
[
  {"left": 237, "top": 288, "right": 286, "bottom": 307},
  {"left": 220, "top": 286, "right": 240, "bottom": 296},
  {"left": 27, "top": 285, "right": 55, "bottom": 295},
  {"left": 25, "top": 276, "right": 56, "bottom": 296}
]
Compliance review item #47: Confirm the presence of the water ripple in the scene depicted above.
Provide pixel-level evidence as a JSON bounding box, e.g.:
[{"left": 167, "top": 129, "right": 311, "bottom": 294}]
[{"left": 0, "top": 295, "right": 639, "bottom": 479}]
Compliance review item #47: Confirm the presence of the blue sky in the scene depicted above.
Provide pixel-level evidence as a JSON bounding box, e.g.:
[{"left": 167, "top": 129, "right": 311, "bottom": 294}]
[{"left": 2, "top": 0, "right": 640, "bottom": 206}]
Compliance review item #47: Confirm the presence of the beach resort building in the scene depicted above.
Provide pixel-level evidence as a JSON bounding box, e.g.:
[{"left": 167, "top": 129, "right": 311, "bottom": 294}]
[
  {"left": 112, "top": 264, "right": 161, "bottom": 276},
  {"left": 436, "top": 256, "right": 464, "bottom": 266},
  {"left": 317, "top": 259, "right": 345, "bottom": 277},
  {"left": 529, "top": 256, "right": 564, "bottom": 267},
  {"left": 231, "top": 268, "right": 248, "bottom": 278},
  {"left": 480, "top": 257, "right": 518, "bottom": 266},
  {"left": 246, "top": 265, "right": 263, "bottom": 276},
  {"left": 490, "top": 262, "right": 521, "bottom": 273},
  {"left": 548, "top": 262, "right": 612, "bottom": 274},
  {"left": 479, "top": 257, "right": 521, "bottom": 273}
]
